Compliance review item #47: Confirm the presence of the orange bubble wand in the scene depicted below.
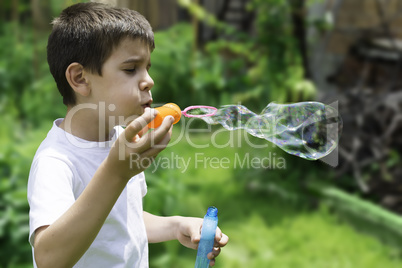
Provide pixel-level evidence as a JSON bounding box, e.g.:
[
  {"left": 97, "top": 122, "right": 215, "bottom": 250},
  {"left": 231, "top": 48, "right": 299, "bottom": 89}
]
[{"left": 147, "top": 103, "right": 182, "bottom": 129}]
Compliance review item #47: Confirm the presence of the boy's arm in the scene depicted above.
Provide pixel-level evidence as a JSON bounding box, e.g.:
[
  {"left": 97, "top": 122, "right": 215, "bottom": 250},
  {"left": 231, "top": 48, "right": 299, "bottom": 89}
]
[
  {"left": 33, "top": 111, "right": 173, "bottom": 268},
  {"left": 143, "top": 211, "right": 202, "bottom": 245},
  {"left": 143, "top": 211, "right": 229, "bottom": 266}
]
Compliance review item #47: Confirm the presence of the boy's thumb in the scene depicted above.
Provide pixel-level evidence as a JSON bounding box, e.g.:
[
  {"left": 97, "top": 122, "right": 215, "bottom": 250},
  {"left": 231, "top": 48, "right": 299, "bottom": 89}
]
[{"left": 190, "top": 225, "right": 202, "bottom": 244}]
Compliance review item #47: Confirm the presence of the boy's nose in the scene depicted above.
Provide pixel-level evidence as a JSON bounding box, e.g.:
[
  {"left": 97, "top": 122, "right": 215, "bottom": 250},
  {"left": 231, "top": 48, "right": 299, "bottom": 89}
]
[{"left": 139, "top": 72, "right": 154, "bottom": 91}]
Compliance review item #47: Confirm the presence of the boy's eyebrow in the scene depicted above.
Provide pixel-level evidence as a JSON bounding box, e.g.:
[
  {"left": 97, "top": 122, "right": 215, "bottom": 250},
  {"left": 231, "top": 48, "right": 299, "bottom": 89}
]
[{"left": 121, "top": 57, "right": 150, "bottom": 65}]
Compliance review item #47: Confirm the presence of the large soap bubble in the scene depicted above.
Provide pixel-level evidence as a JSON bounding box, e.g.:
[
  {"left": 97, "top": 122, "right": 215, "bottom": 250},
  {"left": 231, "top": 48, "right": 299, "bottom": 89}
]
[{"left": 182, "top": 102, "right": 342, "bottom": 160}]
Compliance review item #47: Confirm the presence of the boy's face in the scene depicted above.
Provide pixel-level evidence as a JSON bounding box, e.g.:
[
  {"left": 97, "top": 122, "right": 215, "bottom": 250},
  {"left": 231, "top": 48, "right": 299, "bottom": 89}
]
[{"left": 85, "top": 37, "right": 154, "bottom": 126}]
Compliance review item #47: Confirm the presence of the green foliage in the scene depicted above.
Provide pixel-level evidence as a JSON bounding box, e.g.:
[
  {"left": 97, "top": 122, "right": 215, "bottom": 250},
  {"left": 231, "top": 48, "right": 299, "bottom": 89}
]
[
  {"left": 151, "top": 1, "right": 317, "bottom": 112},
  {"left": 0, "top": 23, "right": 65, "bottom": 127},
  {"left": 0, "top": 21, "right": 63, "bottom": 267},
  {"left": 150, "top": 23, "right": 236, "bottom": 108},
  {"left": 0, "top": 24, "right": 34, "bottom": 120},
  {"left": 150, "top": 23, "right": 194, "bottom": 107},
  {"left": 0, "top": 122, "right": 50, "bottom": 267},
  {"left": 239, "top": 0, "right": 317, "bottom": 105},
  {"left": 1, "top": 0, "right": 31, "bottom": 21}
]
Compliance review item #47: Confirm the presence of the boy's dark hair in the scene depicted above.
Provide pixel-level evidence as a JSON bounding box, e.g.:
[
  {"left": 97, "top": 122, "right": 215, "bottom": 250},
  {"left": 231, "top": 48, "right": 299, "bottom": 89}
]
[{"left": 47, "top": 2, "right": 155, "bottom": 105}]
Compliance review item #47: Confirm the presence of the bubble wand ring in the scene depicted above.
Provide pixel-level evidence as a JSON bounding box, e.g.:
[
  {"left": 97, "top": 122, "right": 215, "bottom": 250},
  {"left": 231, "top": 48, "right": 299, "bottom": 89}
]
[{"left": 182, "top": 105, "right": 218, "bottom": 118}]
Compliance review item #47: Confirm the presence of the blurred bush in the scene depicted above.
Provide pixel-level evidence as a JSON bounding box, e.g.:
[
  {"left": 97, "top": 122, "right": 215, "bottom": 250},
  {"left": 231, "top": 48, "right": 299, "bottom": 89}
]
[
  {"left": 151, "top": 0, "right": 317, "bottom": 111},
  {"left": 0, "top": 24, "right": 64, "bottom": 127},
  {"left": 0, "top": 21, "right": 62, "bottom": 267}
]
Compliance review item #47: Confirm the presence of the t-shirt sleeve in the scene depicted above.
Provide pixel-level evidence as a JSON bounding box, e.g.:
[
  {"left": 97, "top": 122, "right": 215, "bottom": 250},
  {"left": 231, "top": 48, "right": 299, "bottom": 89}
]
[
  {"left": 27, "top": 156, "right": 76, "bottom": 246},
  {"left": 139, "top": 172, "right": 147, "bottom": 197}
]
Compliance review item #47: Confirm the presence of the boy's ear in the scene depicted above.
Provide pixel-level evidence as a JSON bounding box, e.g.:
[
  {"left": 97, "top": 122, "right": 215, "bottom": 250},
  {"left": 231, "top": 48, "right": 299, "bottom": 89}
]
[{"left": 65, "top": 63, "right": 90, "bottom": 97}]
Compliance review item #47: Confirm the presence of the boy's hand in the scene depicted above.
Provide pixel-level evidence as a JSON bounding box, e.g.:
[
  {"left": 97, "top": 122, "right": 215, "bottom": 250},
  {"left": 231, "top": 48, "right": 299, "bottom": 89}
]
[
  {"left": 106, "top": 108, "right": 173, "bottom": 180},
  {"left": 176, "top": 217, "right": 229, "bottom": 266}
]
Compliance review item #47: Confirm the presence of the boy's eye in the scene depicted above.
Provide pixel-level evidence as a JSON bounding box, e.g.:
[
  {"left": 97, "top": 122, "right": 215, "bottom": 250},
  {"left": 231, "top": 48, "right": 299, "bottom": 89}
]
[{"left": 124, "top": 68, "right": 136, "bottom": 73}]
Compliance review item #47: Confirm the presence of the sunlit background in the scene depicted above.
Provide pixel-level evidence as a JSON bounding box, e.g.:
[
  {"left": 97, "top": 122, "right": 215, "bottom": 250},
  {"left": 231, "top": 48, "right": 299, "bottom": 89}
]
[{"left": 1, "top": 0, "right": 402, "bottom": 267}]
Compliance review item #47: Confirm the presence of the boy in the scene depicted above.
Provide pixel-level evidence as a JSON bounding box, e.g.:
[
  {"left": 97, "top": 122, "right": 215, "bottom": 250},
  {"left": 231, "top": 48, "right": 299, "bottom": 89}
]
[{"left": 27, "top": 2, "right": 228, "bottom": 267}]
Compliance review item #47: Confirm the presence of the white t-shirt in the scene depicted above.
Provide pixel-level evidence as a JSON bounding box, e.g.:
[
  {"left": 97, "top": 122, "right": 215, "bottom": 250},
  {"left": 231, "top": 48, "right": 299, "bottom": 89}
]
[{"left": 27, "top": 119, "right": 149, "bottom": 267}]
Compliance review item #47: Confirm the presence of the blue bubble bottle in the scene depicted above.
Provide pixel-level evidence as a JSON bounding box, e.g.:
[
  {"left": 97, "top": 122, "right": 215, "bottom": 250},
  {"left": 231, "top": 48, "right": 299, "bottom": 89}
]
[{"left": 195, "top": 206, "right": 218, "bottom": 268}]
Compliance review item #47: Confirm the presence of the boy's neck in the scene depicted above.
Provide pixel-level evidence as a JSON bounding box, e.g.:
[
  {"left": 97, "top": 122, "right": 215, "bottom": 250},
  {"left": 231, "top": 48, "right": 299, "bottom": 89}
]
[{"left": 59, "top": 105, "right": 114, "bottom": 142}]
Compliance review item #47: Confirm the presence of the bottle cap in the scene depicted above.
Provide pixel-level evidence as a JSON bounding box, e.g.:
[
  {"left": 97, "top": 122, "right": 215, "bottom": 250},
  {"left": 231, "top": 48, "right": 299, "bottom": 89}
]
[{"left": 206, "top": 206, "right": 218, "bottom": 217}]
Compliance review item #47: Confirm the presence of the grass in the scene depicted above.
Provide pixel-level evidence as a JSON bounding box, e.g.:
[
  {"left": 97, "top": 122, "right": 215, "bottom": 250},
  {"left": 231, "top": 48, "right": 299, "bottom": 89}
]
[{"left": 145, "top": 124, "right": 402, "bottom": 268}]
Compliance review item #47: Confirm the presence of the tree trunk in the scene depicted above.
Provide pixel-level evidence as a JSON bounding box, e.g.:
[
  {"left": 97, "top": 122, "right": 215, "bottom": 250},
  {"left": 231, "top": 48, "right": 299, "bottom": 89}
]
[
  {"left": 289, "top": 0, "right": 311, "bottom": 79},
  {"left": 31, "top": 0, "right": 52, "bottom": 31}
]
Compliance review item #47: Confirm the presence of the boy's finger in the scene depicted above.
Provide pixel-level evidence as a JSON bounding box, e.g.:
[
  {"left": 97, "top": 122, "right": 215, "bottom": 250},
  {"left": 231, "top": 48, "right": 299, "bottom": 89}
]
[
  {"left": 124, "top": 108, "right": 155, "bottom": 142},
  {"left": 139, "top": 126, "right": 172, "bottom": 158},
  {"left": 190, "top": 222, "right": 203, "bottom": 244},
  {"left": 153, "top": 116, "right": 174, "bottom": 143},
  {"left": 214, "top": 228, "right": 228, "bottom": 247},
  {"left": 139, "top": 115, "right": 174, "bottom": 148},
  {"left": 215, "top": 227, "right": 223, "bottom": 241},
  {"left": 121, "top": 113, "right": 173, "bottom": 157},
  {"left": 138, "top": 126, "right": 149, "bottom": 137},
  {"left": 207, "top": 247, "right": 221, "bottom": 259}
]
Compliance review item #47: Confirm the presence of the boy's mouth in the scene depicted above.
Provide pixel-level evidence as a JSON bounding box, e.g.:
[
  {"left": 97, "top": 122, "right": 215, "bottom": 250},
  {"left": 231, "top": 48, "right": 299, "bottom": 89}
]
[{"left": 141, "top": 100, "right": 153, "bottom": 109}]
